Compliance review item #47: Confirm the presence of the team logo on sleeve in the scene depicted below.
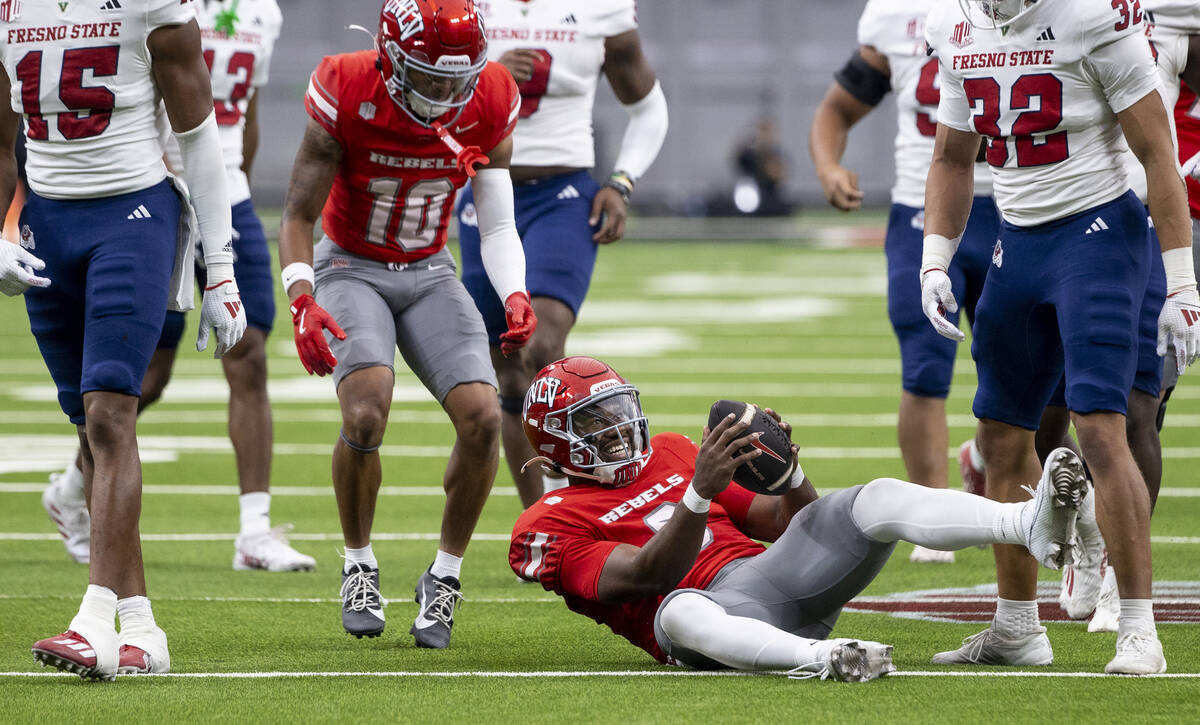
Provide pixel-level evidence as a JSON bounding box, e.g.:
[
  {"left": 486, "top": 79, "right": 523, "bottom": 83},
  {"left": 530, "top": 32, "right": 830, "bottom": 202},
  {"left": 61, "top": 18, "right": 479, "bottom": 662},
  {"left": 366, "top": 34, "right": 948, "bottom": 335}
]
[{"left": 949, "top": 20, "right": 973, "bottom": 48}]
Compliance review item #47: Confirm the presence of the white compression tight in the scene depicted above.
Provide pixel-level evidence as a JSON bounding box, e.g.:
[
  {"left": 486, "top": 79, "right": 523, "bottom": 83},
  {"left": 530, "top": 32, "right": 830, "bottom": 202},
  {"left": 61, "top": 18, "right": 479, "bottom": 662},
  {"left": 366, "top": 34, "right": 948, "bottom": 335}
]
[
  {"left": 850, "top": 477, "right": 1027, "bottom": 549},
  {"left": 657, "top": 592, "right": 828, "bottom": 671}
]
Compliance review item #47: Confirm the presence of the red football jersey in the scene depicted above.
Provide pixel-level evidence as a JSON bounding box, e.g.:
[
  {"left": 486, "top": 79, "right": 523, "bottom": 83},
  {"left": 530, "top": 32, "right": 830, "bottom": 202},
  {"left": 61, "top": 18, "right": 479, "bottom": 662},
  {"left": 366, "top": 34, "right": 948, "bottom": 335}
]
[
  {"left": 1175, "top": 83, "right": 1200, "bottom": 221},
  {"left": 509, "top": 432, "right": 767, "bottom": 663},
  {"left": 305, "top": 52, "right": 520, "bottom": 263}
]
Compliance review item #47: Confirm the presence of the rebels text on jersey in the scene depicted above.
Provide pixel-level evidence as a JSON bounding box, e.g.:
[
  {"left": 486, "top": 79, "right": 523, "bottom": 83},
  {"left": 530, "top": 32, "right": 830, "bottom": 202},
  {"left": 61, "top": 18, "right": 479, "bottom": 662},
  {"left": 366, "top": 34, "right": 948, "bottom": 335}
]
[
  {"left": 509, "top": 432, "right": 767, "bottom": 663},
  {"left": 856, "top": 0, "right": 991, "bottom": 207},
  {"left": 305, "top": 53, "right": 519, "bottom": 263},
  {"left": 480, "top": 0, "right": 636, "bottom": 169},
  {"left": 0, "top": 0, "right": 196, "bottom": 199},
  {"left": 195, "top": 0, "right": 282, "bottom": 205},
  {"left": 926, "top": 0, "right": 1160, "bottom": 226}
]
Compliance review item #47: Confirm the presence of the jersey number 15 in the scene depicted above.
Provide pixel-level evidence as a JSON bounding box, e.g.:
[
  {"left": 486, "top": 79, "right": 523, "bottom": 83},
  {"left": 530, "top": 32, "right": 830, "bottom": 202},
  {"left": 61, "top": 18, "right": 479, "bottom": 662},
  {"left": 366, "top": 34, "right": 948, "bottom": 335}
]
[{"left": 17, "top": 46, "right": 119, "bottom": 141}]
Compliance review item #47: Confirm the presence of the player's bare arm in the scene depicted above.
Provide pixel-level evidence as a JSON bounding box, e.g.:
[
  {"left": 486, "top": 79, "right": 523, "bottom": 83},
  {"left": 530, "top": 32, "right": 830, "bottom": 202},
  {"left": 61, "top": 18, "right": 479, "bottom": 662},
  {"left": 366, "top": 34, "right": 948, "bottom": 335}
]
[
  {"left": 808, "top": 45, "right": 889, "bottom": 212},
  {"left": 591, "top": 29, "right": 659, "bottom": 244},
  {"left": 149, "top": 20, "right": 217, "bottom": 132},
  {"left": 278, "top": 119, "right": 344, "bottom": 301},
  {"left": 1186, "top": 35, "right": 1200, "bottom": 95},
  {"left": 923, "top": 123, "right": 979, "bottom": 240},
  {"left": 1120, "top": 92, "right": 1190, "bottom": 254},
  {"left": 497, "top": 48, "right": 542, "bottom": 84},
  {"left": 242, "top": 93, "right": 261, "bottom": 182},
  {"left": 0, "top": 67, "right": 19, "bottom": 216},
  {"left": 595, "top": 416, "right": 760, "bottom": 602}
]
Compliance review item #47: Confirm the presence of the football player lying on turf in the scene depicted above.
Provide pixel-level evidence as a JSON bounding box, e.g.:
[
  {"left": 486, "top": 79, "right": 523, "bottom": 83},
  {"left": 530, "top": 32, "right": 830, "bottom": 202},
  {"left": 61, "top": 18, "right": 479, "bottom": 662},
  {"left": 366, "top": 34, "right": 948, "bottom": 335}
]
[{"left": 509, "top": 357, "right": 1098, "bottom": 681}]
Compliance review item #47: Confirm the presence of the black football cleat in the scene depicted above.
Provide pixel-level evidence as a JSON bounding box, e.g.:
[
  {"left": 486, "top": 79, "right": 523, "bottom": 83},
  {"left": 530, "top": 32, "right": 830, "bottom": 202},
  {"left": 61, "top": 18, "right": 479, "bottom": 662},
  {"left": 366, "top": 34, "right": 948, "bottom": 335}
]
[
  {"left": 410, "top": 566, "right": 463, "bottom": 649},
  {"left": 340, "top": 563, "right": 386, "bottom": 638}
]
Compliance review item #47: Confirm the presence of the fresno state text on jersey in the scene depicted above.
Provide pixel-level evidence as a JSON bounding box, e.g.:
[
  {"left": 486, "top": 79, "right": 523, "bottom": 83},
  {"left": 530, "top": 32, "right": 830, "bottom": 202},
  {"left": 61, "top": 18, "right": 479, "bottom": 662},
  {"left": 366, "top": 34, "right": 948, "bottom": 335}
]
[{"left": 305, "top": 52, "right": 519, "bottom": 263}]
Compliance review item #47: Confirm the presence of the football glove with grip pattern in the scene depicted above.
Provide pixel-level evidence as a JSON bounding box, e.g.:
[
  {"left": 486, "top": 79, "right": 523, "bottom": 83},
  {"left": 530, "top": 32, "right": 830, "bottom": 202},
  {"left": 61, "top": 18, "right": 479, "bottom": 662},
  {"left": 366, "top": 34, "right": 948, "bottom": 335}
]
[
  {"left": 0, "top": 241, "right": 50, "bottom": 296},
  {"left": 196, "top": 264, "right": 246, "bottom": 358},
  {"left": 920, "top": 268, "right": 966, "bottom": 342},
  {"left": 290, "top": 293, "right": 346, "bottom": 376},
  {"left": 1158, "top": 287, "right": 1200, "bottom": 375},
  {"left": 500, "top": 291, "right": 537, "bottom": 356}
]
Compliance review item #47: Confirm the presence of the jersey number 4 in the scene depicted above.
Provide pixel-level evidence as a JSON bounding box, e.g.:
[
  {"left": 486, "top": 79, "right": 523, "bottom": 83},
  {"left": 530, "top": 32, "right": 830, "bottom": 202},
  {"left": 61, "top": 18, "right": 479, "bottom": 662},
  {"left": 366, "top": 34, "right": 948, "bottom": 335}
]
[
  {"left": 964, "top": 73, "right": 1067, "bottom": 168},
  {"left": 17, "top": 46, "right": 119, "bottom": 141}
]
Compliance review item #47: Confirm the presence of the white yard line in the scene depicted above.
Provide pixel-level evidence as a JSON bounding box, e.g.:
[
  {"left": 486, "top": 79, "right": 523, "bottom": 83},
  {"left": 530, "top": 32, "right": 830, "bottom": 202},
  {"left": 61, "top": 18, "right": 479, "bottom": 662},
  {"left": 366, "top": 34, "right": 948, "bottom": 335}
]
[{"left": 0, "top": 669, "right": 1197, "bottom": 679}]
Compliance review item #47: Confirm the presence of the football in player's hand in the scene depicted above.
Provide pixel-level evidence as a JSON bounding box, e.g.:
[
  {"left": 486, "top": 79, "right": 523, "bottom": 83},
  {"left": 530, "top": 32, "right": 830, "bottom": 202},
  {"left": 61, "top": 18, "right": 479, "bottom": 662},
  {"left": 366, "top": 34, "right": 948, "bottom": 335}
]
[{"left": 707, "top": 400, "right": 797, "bottom": 496}]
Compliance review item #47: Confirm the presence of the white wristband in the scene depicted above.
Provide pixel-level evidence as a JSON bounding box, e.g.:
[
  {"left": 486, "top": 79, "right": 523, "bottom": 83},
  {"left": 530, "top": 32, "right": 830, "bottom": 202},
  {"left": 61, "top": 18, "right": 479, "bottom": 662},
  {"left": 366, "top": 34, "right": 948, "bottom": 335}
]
[
  {"left": 921, "top": 233, "right": 961, "bottom": 276},
  {"left": 1162, "top": 247, "right": 1198, "bottom": 295},
  {"left": 788, "top": 460, "right": 807, "bottom": 490},
  {"left": 281, "top": 262, "right": 315, "bottom": 295},
  {"left": 681, "top": 482, "right": 711, "bottom": 514}
]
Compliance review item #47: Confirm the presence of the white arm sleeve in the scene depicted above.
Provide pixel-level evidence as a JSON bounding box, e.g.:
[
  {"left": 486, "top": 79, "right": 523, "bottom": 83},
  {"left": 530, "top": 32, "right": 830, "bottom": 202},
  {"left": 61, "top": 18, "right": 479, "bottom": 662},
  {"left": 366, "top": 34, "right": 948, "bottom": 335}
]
[
  {"left": 613, "top": 81, "right": 668, "bottom": 183},
  {"left": 174, "top": 112, "right": 234, "bottom": 272},
  {"left": 473, "top": 168, "right": 526, "bottom": 302}
]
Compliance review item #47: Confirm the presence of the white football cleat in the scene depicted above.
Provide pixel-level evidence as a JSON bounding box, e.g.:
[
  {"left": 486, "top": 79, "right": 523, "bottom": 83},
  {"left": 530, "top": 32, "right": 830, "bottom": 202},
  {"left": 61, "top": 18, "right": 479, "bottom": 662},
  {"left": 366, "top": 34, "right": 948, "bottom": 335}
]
[
  {"left": 909, "top": 545, "right": 955, "bottom": 564},
  {"left": 1059, "top": 489, "right": 1105, "bottom": 619},
  {"left": 1019, "top": 448, "right": 1087, "bottom": 570},
  {"left": 1105, "top": 631, "right": 1166, "bottom": 675},
  {"left": 789, "top": 638, "right": 895, "bottom": 682},
  {"left": 42, "top": 472, "right": 90, "bottom": 564},
  {"left": 931, "top": 626, "right": 1053, "bottom": 666},
  {"left": 1088, "top": 565, "right": 1120, "bottom": 633},
  {"left": 117, "top": 625, "right": 170, "bottom": 674},
  {"left": 233, "top": 525, "right": 316, "bottom": 572}
]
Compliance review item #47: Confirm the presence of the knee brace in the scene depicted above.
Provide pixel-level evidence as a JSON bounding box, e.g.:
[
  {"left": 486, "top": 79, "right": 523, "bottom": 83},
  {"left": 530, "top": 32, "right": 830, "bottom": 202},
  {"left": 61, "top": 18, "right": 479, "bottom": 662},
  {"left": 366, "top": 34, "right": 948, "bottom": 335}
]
[{"left": 339, "top": 429, "right": 380, "bottom": 453}]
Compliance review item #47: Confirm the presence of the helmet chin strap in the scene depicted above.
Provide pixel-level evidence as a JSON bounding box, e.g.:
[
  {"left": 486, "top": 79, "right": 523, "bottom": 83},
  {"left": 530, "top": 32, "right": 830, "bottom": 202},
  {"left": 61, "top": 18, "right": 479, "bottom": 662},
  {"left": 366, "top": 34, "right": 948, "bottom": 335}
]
[
  {"left": 346, "top": 23, "right": 376, "bottom": 45},
  {"left": 519, "top": 456, "right": 638, "bottom": 486}
]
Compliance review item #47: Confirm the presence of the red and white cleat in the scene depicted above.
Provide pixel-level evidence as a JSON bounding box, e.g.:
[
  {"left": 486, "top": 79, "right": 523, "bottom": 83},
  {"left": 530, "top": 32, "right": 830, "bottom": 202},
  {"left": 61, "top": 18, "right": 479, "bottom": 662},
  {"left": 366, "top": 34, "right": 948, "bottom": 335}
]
[
  {"left": 958, "top": 440, "right": 986, "bottom": 497},
  {"left": 31, "top": 627, "right": 117, "bottom": 681},
  {"left": 117, "top": 625, "right": 170, "bottom": 674}
]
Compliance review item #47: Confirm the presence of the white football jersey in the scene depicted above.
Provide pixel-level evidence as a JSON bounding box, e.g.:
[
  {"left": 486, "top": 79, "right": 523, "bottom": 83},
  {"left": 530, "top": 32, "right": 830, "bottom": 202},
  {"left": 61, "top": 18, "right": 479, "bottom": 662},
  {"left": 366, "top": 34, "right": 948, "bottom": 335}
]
[
  {"left": 1122, "top": 0, "right": 1192, "bottom": 202},
  {"left": 192, "top": 0, "right": 282, "bottom": 204},
  {"left": 478, "top": 0, "right": 636, "bottom": 168},
  {"left": 858, "top": 0, "right": 992, "bottom": 208},
  {"left": 927, "top": 0, "right": 1160, "bottom": 226},
  {"left": 1, "top": 0, "right": 196, "bottom": 199}
]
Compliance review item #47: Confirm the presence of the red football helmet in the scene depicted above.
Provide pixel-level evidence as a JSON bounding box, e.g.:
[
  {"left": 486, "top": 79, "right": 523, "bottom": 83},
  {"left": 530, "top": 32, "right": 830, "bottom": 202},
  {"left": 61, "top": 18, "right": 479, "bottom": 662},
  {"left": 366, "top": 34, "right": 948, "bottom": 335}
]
[
  {"left": 522, "top": 357, "right": 652, "bottom": 488},
  {"left": 376, "top": 0, "right": 488, "bottom": 126}
]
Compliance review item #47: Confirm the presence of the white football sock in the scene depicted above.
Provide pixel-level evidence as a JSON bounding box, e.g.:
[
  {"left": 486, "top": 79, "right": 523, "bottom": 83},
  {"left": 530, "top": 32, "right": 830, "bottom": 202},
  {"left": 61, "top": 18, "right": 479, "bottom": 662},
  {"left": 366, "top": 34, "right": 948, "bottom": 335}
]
[
  {"left": 657, "top": 592, "right": 824, "bottom": 670},
  {"left": 60, "top": 460, "right": 85, "bottom": 503},
  {"left": 117, "top": 595, "right": 157, "bottom": 633},
  {"left": 969, "top": 439, "right": 986, "bottom": 471},
  {"left": 75, "top": 584, "right": 117, "bottom": 626},
  {"left": 994, "top": 597, "right": 1041, "bottom": 636},
  {"left": 851, "top": 477, "right": 1025, "bottom": 549},
  {"left": 238, "top": 492, "right": 271, "bottom": 537},
  {"left": 430, "top": 550, "right": 463, "bottom": 581},
  {"left": 344, "top": 544, "right": 377, "bottom": 573},
  {"left": 1118, "top": 599, "right": 1156, "bottom": 635}
]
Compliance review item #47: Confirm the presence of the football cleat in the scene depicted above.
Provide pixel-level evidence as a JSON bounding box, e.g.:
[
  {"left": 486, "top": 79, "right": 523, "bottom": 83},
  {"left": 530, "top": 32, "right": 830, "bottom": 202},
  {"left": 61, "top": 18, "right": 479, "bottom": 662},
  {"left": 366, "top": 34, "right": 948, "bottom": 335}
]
[
  {"left": 1105, "top": 631, "right": 1166, "bottom": 675},
  {"left": 1058, "top": 489, "right": 1105, "bottom": 619},
  {"left": 958, "top": 440, "right": 986, "bottom": 497},
  {"left": 32, "top": 618, "right": 119, "bottom": 682},
  {"left": 909, "top": 545, "right": 955, "bottom": 564},
  {"left": 42, "top": 472, "right": 90, "bottom": 564},
  {"left": 411, "top": 567, "right": 464, "bottom": 649},
  {"left": 117, "top": 625, "right": 170, "bottom": 675},
  {"left": 789, "top": 639, "right": 895, "bottom": 682},
  {"left": 341, "top": 562, "right": 386, "bottom": 638},
  {"left": 931, "top": 625, "right": 1053, "bottom": 666},
  {"left": 1019, "top": 448, "right": 1087, "bottom": 570},
  {"left": 1088, "top": 565, "right": 1120, "bottom": 633},
  {"left": 234, "top": 525, "right": 317, "bottom": 572}
]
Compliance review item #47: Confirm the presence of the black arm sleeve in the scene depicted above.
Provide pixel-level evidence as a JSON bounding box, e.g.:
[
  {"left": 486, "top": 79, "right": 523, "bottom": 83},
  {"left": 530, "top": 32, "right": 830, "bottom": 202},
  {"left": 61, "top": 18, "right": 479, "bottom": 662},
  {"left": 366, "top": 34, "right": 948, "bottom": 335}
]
[{"left": 832, "top": 50, "right": 892, "bottom": 107}]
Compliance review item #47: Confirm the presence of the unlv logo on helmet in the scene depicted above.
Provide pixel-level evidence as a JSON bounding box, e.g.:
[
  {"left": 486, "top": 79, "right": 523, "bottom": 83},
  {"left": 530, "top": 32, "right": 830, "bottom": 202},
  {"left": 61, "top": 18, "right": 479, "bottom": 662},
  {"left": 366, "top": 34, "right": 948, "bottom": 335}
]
[
  {"left": 384, "top": 0, "right": 425, "bottom": 41},
  {"left": 527, "top": 376, "right": 562, "bottom": 408}
]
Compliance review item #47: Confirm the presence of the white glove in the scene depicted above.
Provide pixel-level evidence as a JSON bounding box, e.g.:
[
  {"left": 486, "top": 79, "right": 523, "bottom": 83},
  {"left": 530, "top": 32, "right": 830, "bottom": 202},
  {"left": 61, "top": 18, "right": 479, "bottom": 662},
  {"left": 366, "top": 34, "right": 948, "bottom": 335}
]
[
  {"left": 1157, "top": 286, "right": 1200, "bottom": 375},
  {"left": 920, "top": 268, "right": 966, "bottom": 342},
  {"left": 1181, "top": 150, "right": 1200, "bottom": 181},
  {"left": 0, "top": 241, "right": 50, "bottom": 296},
  {"left": 196, "top": 263, "right": 246, "bottom": 358}
]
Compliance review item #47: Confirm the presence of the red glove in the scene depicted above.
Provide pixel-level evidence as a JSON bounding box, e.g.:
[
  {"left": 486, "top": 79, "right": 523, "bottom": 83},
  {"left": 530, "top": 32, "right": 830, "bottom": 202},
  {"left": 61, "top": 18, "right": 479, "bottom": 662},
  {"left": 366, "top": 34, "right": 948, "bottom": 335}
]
[
  {"left": 290, "top": 294, "right": 346, "bottom": 376},
  {"left": 500, "top": 291, "right": 537, "bottom": 356}
]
